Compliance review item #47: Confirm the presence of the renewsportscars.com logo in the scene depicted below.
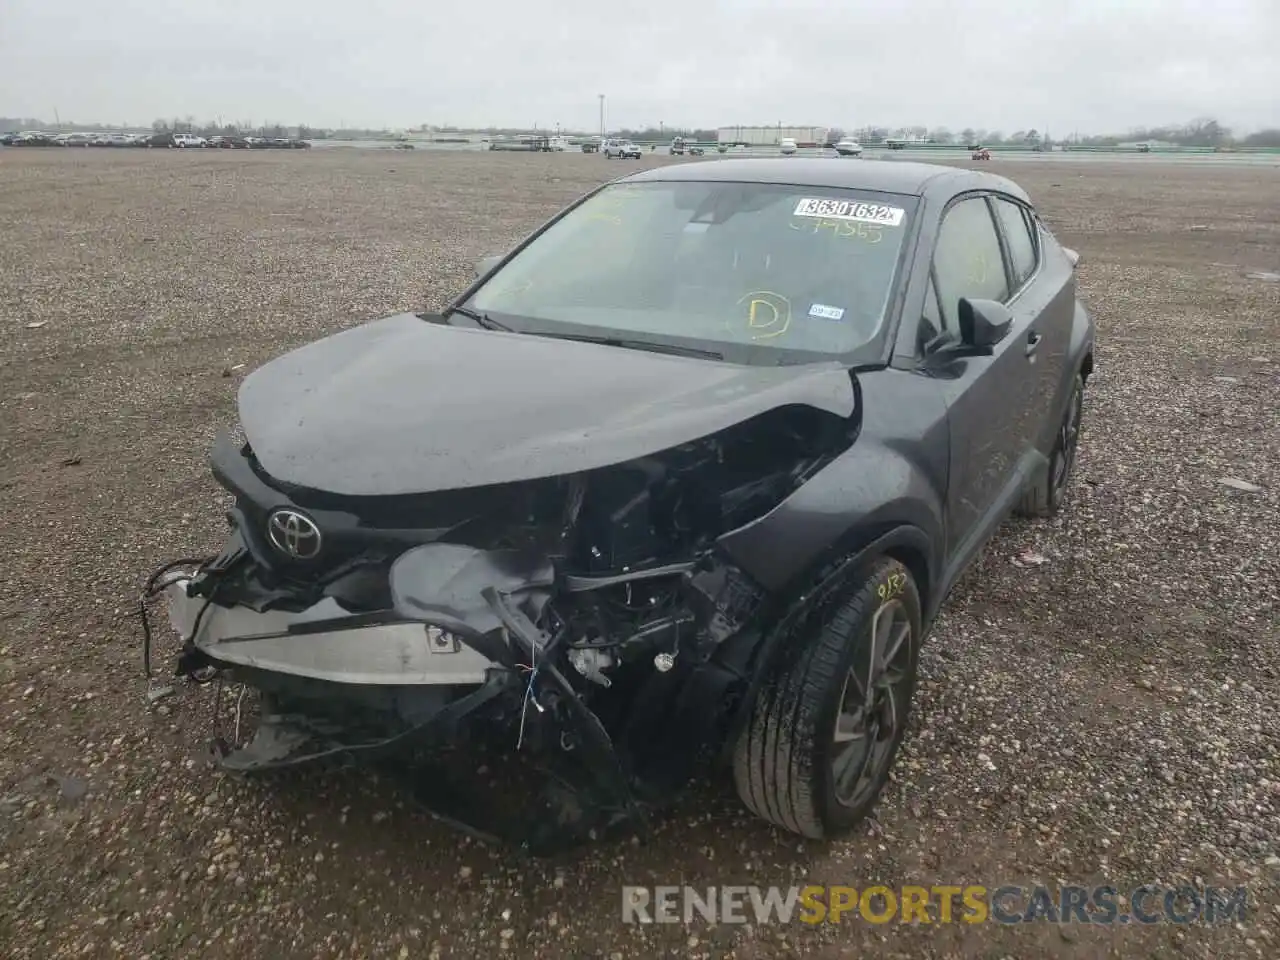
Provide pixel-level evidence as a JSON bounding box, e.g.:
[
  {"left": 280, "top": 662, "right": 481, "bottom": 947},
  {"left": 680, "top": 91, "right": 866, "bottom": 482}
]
[{"left": 621, "top": 884, "right": 1249, "bottom": 926}]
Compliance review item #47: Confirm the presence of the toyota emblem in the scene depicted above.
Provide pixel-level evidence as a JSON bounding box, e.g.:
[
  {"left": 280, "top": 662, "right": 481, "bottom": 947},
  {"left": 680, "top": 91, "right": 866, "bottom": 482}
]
[{"left": 266, "top": 508, "right": 322, "bottom": 559}]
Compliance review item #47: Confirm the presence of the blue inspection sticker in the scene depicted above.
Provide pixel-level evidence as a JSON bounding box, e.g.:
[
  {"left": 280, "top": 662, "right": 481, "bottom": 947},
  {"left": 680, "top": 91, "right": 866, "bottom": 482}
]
[{"left": 808, "top": 303, "right": 845, "bottom": 321}]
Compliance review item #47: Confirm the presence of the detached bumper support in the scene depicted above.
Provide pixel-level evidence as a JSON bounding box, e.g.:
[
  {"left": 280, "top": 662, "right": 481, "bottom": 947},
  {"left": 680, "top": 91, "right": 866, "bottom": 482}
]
[{"left": 217, "top": 670, "right": 514, "bottom": 772}]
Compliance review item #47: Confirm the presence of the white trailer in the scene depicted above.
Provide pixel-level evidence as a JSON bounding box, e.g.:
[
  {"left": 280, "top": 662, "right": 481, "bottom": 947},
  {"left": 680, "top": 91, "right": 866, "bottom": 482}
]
[{"left": 717, "top": 126, "right": 829, "bottom": 148}]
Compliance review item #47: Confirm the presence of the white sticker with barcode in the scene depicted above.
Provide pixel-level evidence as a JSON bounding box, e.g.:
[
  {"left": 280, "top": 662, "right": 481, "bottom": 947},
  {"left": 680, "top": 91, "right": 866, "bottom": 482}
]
[{"left": 793, "top": 198, "right": 905, "bottom": 226}]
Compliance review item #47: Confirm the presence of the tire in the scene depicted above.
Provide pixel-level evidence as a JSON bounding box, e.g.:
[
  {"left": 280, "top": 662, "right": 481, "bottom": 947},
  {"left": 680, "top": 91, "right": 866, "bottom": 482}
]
[
  {"left": 733, "top": 556, "right": 922, "bottom": 839},
  {"left": 1017, "top": 372, "right": 1085, "bottom": 517}
]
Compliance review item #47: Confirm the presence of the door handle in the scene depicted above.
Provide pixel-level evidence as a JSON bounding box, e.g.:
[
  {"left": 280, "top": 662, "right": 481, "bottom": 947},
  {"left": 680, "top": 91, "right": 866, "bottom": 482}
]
[{"left": 1025, "top": 330, "right": 1042, "bottom": 356}]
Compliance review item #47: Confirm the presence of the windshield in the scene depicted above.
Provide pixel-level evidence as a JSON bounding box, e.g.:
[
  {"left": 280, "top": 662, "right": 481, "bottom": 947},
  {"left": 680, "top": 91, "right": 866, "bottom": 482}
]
[{"left": 464, "top": 180, "right": 916, "bottom": 365}]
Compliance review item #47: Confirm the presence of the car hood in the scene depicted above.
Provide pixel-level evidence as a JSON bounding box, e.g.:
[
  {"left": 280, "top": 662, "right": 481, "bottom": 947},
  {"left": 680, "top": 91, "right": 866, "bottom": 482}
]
[{"left": 237, "top": 312, "right": 857, "bottom": 496}]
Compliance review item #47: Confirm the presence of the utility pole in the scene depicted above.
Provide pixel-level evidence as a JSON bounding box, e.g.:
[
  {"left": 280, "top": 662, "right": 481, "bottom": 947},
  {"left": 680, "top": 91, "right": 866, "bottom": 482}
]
[{"left": 598, "top": 94, "right": 605, "bottom": 139}]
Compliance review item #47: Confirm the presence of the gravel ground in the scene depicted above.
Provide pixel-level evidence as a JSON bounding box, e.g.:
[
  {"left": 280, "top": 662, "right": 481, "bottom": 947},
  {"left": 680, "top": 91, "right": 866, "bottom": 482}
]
[{"left": 1, "top": 148, "right": 1277, "bottom": 959}]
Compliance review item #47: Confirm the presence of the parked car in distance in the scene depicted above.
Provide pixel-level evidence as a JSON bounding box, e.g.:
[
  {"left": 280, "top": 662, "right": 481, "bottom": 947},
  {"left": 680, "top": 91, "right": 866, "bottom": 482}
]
[
  {"left": 603, "top": 138, "right": 642, "bottom": 159},
  {"left": 147, "top": 157, "right": 1094, "bottom": 850},
  {"left": 173, "top": 134, "right": 206, "bottom": 148},
  {"left": 779, "top": 136, "right": 798, "bottom": 155},
  {"left": 6, "top": 132, "right": 61, "bottom": 146}
]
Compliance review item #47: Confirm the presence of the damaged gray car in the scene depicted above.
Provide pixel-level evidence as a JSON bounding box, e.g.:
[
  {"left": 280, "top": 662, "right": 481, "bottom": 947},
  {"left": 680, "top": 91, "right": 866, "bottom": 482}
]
[{"left": 143, "top": 158, "right": 1094, "bottom": 849}]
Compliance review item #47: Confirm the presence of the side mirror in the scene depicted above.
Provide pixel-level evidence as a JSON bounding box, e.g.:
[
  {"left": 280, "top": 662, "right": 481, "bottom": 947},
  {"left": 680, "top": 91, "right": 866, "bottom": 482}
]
[
  {"left": 1062, "top": 246, "right": 1081, "bottom": 268},
  {"left": 957, "top": 297, "right": 1013, "bottom": 352},
  {"left": 475, "top": 254, "right": 503, "bottom": 279}
]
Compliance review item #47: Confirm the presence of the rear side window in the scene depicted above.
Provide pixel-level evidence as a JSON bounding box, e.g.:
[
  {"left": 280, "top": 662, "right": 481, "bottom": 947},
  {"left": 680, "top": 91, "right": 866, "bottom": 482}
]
[
  {"left": 992, "top": 197, "right": 1038, "bottom": 288},
  {"left": 933, "top": 196, "right": 1009, "bottom": 324}
]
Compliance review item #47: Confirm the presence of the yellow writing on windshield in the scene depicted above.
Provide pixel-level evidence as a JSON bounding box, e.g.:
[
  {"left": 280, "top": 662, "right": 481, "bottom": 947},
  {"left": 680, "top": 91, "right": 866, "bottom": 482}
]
[
  {"left": 737, "top": 291, "right": 792, "bottom": 340},
  {"left": 967, "top": 251, "right": 991, "bottom": 285},
  {"left": 788, "top": 218, "right": 883, "bottom": 243}
]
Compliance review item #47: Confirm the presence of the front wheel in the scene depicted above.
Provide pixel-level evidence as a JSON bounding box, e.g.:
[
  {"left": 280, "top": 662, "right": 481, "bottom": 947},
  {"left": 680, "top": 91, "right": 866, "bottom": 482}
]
[{"left": 733, "top": 556, "right": 922, "bottom": 839}]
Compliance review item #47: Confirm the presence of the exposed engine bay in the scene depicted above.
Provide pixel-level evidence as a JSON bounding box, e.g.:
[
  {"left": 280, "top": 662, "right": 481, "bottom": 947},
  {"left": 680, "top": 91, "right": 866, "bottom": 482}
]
[
  {"left": 139, "top": 310, "right": 865, "bottom": 850},
  {"left": 144, "top": 401, "right": 857, "bottom": 850}
]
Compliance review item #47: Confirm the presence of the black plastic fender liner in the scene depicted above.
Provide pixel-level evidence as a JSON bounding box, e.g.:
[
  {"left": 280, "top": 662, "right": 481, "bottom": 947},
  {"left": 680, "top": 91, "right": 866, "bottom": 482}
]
[
  {"left": 617, "top": 657, "right": 741, "bottom": 797},
  {"left": 483, "top": 586, "right": 652, "bottom": 840}
]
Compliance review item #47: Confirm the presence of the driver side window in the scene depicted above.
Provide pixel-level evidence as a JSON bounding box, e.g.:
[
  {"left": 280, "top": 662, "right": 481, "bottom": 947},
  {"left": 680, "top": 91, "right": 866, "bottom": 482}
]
[{"left": 932, "top": 196, "right": 1009, "bottom": 329}]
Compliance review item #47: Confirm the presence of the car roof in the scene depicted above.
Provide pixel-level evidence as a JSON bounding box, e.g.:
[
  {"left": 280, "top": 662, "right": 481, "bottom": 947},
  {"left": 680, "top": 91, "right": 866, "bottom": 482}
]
[{"left": 619, "top": 157, "right": 1031, "bottom": 204}]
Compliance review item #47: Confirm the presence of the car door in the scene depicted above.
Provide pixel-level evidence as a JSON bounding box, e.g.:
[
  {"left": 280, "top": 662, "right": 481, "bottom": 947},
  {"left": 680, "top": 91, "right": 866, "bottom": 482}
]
[
  {"left": 927, "top": 194, "right": 1041, "bottom": 565},
  {"left": 989, "top": 195, "right": 1075, "bottom": 458}
]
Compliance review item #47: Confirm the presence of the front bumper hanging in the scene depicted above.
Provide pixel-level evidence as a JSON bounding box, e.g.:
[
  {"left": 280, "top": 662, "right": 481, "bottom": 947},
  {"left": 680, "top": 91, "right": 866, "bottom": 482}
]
[
  {"left": 138, "top": 542, "right": 652, "bottom": 850},
  {"left": 161, "top": 574, "right": 498, "bottom": 686}
]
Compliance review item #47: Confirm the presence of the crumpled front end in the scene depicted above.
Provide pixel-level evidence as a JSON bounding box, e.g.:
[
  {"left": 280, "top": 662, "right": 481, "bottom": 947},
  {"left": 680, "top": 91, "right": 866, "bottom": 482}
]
[
  {"left": 149, "top": 547, "right": 538, "bottom": 790},
  {"left": 142, "top": 366, "right": 860, "bottom": 848},
  {"left": 145, "top": 530, "right": 769, "bottom": 847}
]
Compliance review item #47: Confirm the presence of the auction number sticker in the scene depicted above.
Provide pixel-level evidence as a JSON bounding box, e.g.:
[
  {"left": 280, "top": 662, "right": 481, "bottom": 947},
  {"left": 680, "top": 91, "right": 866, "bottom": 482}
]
[{"left": 793, "top": 198, "right": 904, "bottom": 226}]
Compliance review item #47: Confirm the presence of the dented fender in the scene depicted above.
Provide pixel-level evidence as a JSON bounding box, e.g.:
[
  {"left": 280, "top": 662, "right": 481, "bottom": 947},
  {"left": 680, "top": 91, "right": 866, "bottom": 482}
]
[{"left": 717, "top": 367, "right": 949, "bottom": 601}]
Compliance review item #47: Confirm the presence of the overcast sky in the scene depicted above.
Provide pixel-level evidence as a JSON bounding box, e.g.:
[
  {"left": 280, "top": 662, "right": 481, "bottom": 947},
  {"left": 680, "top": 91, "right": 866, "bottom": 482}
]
[{"left": 2, "top": 0, "right": 1277, "bottom": 134}]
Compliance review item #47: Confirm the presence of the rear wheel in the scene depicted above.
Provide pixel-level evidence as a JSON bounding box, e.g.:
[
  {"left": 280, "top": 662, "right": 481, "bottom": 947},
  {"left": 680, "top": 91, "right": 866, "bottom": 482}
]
[
  {"left": 733, "top": 557, "right": 922, "bottom": 839},
  {"left": 1018, "top": 372, "right": 1085, "bottom": 517}
]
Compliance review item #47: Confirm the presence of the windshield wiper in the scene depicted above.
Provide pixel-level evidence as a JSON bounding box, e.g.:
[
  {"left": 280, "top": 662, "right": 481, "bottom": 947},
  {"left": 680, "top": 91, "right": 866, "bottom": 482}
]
[
  {"left": 446, "top": 309, "right": 722, "bottom": 360},
  {"left": 449, "top": 305, "right": 512, "bottom": 331},
  {"left": 528, "top": 332, "right": 723, "bottom": 361}
]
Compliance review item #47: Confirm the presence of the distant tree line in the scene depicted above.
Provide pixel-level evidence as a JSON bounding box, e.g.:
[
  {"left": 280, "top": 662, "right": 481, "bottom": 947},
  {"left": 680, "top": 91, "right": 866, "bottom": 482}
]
[
  {"left": 828, "top": 117, "right": 1277, "bottom": 148},
  {"left": 4, "top": 115, "right": 1278, "bottom": 148}
]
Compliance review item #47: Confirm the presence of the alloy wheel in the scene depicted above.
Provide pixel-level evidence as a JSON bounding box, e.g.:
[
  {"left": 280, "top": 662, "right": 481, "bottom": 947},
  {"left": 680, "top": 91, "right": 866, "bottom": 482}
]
[{"left": 831, "top": 600, "right": 914, "bottom": 808}]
